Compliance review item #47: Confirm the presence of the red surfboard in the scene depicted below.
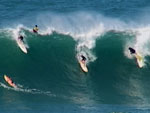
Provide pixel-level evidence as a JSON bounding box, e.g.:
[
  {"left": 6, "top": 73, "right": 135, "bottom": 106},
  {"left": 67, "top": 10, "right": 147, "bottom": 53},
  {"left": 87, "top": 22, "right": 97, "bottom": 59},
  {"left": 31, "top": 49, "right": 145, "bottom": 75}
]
[{"left": 4, "top": 75, "right": 17, "bottom": 88}]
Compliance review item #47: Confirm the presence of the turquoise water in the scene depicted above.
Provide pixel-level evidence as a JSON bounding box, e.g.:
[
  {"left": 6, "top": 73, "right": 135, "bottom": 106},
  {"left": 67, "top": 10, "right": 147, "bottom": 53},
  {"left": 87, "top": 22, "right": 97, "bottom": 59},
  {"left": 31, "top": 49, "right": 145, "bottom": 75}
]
[{"left": 1, "top": 0, "right": 150, "bottom": 113}]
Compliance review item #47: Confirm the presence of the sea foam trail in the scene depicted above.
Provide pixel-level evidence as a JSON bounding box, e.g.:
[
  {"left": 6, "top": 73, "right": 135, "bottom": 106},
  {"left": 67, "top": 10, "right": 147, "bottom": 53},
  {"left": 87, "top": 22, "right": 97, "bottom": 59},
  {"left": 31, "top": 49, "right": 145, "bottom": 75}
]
[{"left": 0, "top": 82, "right": 55, "bottom": 97}]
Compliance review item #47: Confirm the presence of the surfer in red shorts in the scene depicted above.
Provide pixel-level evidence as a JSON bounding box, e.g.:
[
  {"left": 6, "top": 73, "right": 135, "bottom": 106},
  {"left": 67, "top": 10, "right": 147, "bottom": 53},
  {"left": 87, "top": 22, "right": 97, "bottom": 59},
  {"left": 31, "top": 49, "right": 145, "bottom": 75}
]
[{"left": 33, "top": 25, "right": 39, "bottom": 33}]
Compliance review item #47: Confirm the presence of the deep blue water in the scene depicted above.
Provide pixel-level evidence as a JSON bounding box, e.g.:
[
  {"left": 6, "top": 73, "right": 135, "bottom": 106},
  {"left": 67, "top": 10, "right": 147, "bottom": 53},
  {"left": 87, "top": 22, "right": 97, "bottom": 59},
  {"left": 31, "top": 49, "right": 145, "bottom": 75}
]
[{"left": 1, "top": 0, "right": 150, "bottom": 113}]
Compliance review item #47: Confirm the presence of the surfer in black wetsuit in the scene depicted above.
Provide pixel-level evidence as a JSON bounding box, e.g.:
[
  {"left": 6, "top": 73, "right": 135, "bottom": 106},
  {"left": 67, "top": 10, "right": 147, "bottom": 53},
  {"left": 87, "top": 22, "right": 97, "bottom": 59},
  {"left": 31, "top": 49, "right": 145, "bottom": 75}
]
[
  {"left": 81, "top": 55, "right": 86, "bottom": 62},
  {"left": 18, "top": 35, "right": 24, "bottom": 41},
  {"left": 128, "top": 47, "right": 136, "bottom": 54}
]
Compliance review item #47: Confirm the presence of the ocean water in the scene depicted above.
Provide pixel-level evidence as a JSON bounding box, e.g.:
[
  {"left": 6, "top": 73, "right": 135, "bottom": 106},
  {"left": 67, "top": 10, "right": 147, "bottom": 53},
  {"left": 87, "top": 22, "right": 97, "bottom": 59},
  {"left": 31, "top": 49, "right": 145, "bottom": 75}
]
[{"left": 1, "top": 0, "right": 150, "bottom": 113}]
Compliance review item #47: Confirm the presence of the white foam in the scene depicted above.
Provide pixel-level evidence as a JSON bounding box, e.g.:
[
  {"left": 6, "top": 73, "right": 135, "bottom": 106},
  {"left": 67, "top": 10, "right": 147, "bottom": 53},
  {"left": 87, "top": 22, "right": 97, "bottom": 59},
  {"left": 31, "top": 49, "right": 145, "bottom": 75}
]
[
  {"left": 5, "top": 25, "right": 30, "bottom": 48},
  {"left": 134, "top": 27, "right": 150, "bottom": 56},
  {"left": 0, "top": 82, "right": 55, "bottom": 97},
  {"left": 3, "top": 11, "right": 150, "bottom": 64},
  {"left": 35, "top": 12, "right": 130, "bottom": 63},
  {"left": 36, "top": 11, "right": 127, "bottom": 40},
  {"left": 2, "top": 12, "right": 129, "bottom": 64},
  {"left": 37, "top": 12, "right": 127, "bottom": 64},
  {"left": 124, "top": 26, "right": 150, "bottom": 67}
]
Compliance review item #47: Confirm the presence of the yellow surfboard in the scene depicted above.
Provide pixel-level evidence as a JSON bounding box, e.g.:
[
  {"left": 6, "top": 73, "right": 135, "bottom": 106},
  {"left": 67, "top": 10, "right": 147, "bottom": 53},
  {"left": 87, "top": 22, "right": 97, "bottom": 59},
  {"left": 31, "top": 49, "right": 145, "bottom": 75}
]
[
  {"left": 79, "top": 61, "right": 88, "bottom": 72},
  {"left": 134, "top": 53, "right": 144, "bottom": 68}
]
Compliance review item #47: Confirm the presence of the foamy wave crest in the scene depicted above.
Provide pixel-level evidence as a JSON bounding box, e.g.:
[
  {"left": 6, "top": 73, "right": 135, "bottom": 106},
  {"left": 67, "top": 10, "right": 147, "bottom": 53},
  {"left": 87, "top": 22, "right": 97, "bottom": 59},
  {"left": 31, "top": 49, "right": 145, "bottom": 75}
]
[
  {"left": 5, "top": 11, "right": 146, "bottom": 64},
  {"left": 2, "top": 11, "right": 129, "bottom": 64},
  {"left": 36, "top": 11, "right": 127, "bottom": 47},
  {"left": 125, "top": 26, "right": 150, "bottom": 56},
  {"left": 134, "top": 27, "right": 150, "bottom": 56},
  {"left": 5, "top": 25, "right": 30, "bottom": 48},
  {"left": 36, "top": 11, "right": 128, "bottom": 63},
  {"left": 124, "top": 25, "right": 150, "bottom": 67}
]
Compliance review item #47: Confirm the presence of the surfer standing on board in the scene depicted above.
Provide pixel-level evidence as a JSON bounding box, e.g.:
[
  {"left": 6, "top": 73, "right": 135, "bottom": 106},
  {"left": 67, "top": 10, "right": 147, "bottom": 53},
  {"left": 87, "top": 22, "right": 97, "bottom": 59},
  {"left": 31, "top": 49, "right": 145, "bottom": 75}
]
[
  {"left": 18, "top": 35, "right": 24, "bottom": 41},
  {"left": 128, "top": 47, "right": 144, "bottom": 68},
  {"left": 81, "top": 55, "right": 86, "bottom": 63},
  {"left": 33, "top": 25, "right": 39, "bottom": 33}
]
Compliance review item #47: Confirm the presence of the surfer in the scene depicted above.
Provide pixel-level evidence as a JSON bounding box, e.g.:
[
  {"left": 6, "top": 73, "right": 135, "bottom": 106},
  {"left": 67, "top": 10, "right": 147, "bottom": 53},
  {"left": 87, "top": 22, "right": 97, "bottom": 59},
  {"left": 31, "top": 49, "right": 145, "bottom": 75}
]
[
  {"left": 18, "top": 35, "right": 24, "bottom": 41},
  {"left": 17, "top": 35, "right": 27, "bottom": 53},
  {"left": 8, "top": 78, "right": 14, "bottom": 84},
  {"left": 79, "top": 55, "right": 88, "bottom": 72},
  {"left": 128, "top": 47, "right": 144, "bottom": 68},
  {"left": 81, "top": 55, "right": 86, "bottom": 63},
  {"left": 128, "top": 47, "right": 136, "bottom": 54},
  {"left": 33, "top": 25, "right": 39, "bottom": 33},
  {"left": 4, "top": 75, "right": 17, "bottom": 88}
]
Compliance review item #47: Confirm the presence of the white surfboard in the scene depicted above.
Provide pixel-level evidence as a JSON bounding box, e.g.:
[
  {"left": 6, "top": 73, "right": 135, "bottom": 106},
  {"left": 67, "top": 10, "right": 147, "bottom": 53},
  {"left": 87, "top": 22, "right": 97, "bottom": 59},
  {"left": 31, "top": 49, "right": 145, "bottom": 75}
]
[
  {"left": 79, "top": 61, "right": 88, "bottom": 72},
  {"left": 16, "top": 39, "right": 27, "bottom": 54},
  {"left": 134, "top": 53, "right": 144, "bottom": 68}
]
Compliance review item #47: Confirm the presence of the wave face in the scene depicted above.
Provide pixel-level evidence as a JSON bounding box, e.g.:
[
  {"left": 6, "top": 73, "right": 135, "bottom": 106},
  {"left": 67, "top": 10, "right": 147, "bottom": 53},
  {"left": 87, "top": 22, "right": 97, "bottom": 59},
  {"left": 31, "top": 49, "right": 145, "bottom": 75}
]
[{"left": 1, "top": 0, "right": 150, "bottom": 112}]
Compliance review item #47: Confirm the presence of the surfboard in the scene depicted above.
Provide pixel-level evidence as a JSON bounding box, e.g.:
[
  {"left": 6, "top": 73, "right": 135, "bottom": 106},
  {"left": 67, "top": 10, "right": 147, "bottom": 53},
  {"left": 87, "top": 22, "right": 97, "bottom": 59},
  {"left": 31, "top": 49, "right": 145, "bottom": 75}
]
[
  {"left": 16, "top": 39, "right": 27, "bottom": 54},
  {"left": 79, "top": 61, "right": 88, "bottom": 72},
  {"left": 4, "top": 75, "right": 17, "bottom": 88},
  {"left": 134, "top": 53, "right": 144, "bottom": 68}
]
